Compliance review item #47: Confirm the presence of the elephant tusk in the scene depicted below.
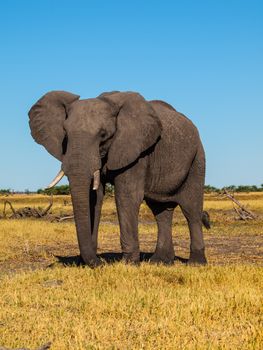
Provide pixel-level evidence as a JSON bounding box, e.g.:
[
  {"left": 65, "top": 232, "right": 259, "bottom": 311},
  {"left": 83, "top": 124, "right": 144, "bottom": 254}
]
[
  {"left": 46, "top": 169, "right": 65, "bottom": 189},
  {"left": 93, "top": 170, "right": 100, "bottom": 190}
]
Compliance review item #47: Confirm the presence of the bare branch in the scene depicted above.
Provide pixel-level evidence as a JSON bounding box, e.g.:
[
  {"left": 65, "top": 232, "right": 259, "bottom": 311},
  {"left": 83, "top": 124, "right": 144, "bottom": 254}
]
[
  {"left": 41, "top": 195, "right": 54, "bottom": 216},
  {"left": 223, "top": 189, "right": 257, "bottom": 220},
  {"left": 3, "top": 200, "right": 18, "bottom": 218}
]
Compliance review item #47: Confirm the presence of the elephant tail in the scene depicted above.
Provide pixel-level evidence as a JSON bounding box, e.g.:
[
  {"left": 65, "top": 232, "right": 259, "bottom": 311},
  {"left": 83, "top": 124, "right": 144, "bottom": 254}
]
[{"left": 202, "top": 211, "right": 211, "bottom": 229}]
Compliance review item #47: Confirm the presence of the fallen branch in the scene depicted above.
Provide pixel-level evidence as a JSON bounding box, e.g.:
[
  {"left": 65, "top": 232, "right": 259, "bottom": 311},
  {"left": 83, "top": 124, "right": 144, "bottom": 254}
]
[
  {"left": 3, "top": 200, "right": 17, "bottom": 217},
  {"left": 2, "top": 196, "right": 53, "bottom": 219},
  {"left": 52, "top": 215, "right": 74, "bottom": 222},
  {"left": 222, "top": 189, "right": 257, "bottom": 220},
  {"left": 41, "top": 196, "right": 54, "bottom": 216}
]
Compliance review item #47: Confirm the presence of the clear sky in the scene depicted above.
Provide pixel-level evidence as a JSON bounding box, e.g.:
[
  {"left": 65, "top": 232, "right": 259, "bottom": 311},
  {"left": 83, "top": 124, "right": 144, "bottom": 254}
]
[{"left": 0, "top": 0, "right": 262, "bottom": 191}]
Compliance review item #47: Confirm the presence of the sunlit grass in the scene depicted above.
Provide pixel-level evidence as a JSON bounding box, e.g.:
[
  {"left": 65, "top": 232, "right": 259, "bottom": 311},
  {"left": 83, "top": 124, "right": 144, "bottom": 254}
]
[
  {"left": 0, "top": 265, "right": 262, "bottom": 349},
  {"left": 0, "top": 193, "right": 262, "bottom": 349}
]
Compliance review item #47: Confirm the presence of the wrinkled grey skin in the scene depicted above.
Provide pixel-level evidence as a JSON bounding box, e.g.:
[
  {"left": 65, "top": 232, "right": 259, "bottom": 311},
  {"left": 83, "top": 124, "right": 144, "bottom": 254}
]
[{"left": 29, "top": 91, "right": 207, "bottom": 267}]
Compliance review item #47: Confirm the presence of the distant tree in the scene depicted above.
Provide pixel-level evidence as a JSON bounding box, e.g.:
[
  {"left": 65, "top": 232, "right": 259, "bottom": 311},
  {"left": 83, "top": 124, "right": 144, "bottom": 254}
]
[
  {"left": 224, "top": 185, "right": 237, "bottom": 192},
  {"left": 222, "top": 185, "right": 263, "bottom": 193},
  {"left": 37, "top": 183, "right": 115, "bottom": 196},
  {"left": 0, "top": 188, "right": 11, "bottom": 195},
  {"left": 236, "top": 185, "right": 259, "bottom": 192},
  {"left": 54, "top": 185, "right": 70, "bottom": 195},
  {"left": 37, "top": 185, "right": 70, "bottom": 195},
  {"left": 204, "top": 185, "right": 219, "bottom": 193}
]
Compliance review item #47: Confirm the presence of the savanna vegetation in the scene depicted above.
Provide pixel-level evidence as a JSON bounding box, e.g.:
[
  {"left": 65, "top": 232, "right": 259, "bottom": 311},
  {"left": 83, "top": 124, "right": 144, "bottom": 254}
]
[
  {"left": 0, "top": 192, "right": 262, "bottom": 349},
  {"left": 2, "top": 183, "right": 263, "bottom": 196}
]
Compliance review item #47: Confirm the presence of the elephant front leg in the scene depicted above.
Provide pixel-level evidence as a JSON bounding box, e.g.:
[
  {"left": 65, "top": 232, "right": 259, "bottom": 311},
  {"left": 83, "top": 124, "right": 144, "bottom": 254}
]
[
  {"left": 114, "top": 159, "right": 146, "bottom": 264},
  {"left": 115, "top": 194, "right": 142, "bottom": 264}
]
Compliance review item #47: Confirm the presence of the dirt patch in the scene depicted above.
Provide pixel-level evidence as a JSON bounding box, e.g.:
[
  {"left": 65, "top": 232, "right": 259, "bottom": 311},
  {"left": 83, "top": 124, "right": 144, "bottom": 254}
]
[{"left": 1, "top": 231, "right": 262, "bottom": 275}]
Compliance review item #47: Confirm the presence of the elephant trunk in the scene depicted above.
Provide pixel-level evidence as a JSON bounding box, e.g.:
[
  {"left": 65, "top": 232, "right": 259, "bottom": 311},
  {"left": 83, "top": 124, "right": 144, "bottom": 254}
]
[
  {"left": 62, "top": 137, "right": 102, "bottom": 266},
  {"left": 68, "top": 174, "right": 97, "bottom": 265}
]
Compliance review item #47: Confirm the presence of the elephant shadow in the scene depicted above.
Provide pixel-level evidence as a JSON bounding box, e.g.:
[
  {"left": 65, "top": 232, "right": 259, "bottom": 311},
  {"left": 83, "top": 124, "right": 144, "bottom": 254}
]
[{"left": 49, "top": 252, "right": 188, "bottom": 267}]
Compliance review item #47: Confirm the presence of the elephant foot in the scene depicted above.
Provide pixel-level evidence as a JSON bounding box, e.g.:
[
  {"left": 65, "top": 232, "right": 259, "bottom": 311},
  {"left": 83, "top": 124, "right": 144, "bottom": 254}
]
[
  {"left": 80, "top": 255, "right": 104, "bottom": 268},
  {"left": 188, "top": 249, "right": 207, "bottom": 265},
  {"left": 122, "top": 252, "right": 140, "bottom": 265},
  {"left": 149, "top": 251, "right": 175, "bottom": 265}
]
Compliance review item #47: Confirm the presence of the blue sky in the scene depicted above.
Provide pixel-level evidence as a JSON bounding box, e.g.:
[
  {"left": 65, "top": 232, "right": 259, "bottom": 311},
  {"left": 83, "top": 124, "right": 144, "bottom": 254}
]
[{"left": 0, "top": 0, "right": 262, "bottom": 190}]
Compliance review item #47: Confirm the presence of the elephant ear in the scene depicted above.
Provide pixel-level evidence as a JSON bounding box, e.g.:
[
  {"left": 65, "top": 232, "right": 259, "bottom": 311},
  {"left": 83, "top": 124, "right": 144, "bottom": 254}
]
[
  {"left": 100, "top": 92, "right": 162, "bottom": 170},
  {"left": 29, "top": 91, "right": 80, "bottom": 161}
]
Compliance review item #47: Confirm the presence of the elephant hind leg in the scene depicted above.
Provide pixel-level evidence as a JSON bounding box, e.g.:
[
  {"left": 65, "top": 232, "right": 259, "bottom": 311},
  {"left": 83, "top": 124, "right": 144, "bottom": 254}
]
[
  {"left": 146, "top": 200, "right": 176, "bottom": 264},
  {"left": 178, "top": 163, "right": 207, "bottom": 264},
  {"left": 176, "top": 149, "right": 207, "bottom": 264},
  {"left": 180, "top": 203, "right": 207, "bottom": 264}
]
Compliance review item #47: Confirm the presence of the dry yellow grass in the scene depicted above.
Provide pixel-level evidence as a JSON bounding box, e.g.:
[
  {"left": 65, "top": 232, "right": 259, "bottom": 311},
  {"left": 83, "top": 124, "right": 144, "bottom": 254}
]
[
  {"left": 0, "top": 193, "right": 262, "bottom": 349},
  {"left": 0, "top": 265, "right": 262, "bottom": 349}
]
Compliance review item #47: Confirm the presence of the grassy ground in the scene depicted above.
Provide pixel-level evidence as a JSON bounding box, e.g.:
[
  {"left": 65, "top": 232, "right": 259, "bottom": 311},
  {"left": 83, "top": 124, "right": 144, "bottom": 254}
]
[{"left": 0, "top": 193, "right": 262, "bottom": 349}]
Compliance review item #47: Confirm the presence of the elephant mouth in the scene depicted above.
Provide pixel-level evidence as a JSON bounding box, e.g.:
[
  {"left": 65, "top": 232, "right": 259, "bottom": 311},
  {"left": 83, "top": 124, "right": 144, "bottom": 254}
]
[
  {"left": 46, "top": 169, "right": 100, "bottom": 190},
  {"left": 100, "top": 150, "right": 107, "bottom": 158}
]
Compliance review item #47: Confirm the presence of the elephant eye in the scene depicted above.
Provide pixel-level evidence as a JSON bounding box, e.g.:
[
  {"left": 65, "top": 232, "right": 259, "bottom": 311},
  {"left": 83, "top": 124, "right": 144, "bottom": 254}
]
[{"left": 99, "top": 129, "right": 107, "bottom": 139}]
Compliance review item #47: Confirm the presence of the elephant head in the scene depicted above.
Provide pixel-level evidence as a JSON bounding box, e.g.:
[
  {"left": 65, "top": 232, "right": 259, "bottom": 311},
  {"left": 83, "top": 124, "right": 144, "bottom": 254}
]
[{"left": 29, "top": 90, "right": 162, "bottom": 265}]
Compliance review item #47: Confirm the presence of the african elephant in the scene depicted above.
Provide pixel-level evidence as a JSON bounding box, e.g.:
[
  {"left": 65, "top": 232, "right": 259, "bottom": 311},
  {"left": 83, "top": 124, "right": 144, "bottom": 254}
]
[{"left": 29, "top": 91, "right": 208, "bottom": 267}]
